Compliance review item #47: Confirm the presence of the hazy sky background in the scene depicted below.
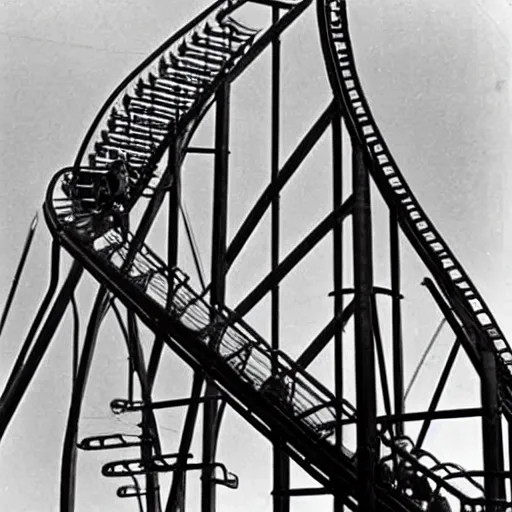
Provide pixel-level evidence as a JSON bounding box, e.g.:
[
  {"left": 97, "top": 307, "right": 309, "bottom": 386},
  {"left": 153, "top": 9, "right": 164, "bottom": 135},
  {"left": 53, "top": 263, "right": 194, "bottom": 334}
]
[{"left": 0, "top": 0, "right": 511, "bottom": 510}]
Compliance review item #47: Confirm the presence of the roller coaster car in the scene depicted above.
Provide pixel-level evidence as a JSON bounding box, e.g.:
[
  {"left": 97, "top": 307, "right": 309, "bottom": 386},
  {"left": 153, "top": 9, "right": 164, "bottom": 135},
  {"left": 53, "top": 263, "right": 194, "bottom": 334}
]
[
  {"left": 70, "top": 159, "right": 131, "bottom": 243},
  {"left": 260, "top": 374, "right": 293, "bottom": 413},
  {"left": 376, "top": 459, "right": 394, "bottom": 486},
  {"left": 70, "top": 210, "right": 124, "bottom": 246},
  {"left": 426, "top": 495, "right": 451, "bottom": 512},
  {"left": 397, "top": 466, "right": 433, "bottom": 502}
]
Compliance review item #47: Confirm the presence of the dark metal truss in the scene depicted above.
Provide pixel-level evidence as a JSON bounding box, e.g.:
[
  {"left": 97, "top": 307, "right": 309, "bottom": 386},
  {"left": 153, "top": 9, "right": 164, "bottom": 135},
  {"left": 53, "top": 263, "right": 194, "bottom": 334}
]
[{"left": 0, "top": 1, "right": 511, "bottom": 512}]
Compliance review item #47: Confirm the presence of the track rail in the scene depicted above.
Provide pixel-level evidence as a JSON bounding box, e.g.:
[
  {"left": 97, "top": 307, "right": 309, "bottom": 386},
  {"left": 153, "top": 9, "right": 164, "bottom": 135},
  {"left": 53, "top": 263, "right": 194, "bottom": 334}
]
[
  {"left": 317, "top": 0, "right": 512, "bottom": 392},
  {"left": 317, "top": 0, "right": 512, "bottom": 507},
  {"left": 63, "top": 0, "right": 259, "bottom": 222}
]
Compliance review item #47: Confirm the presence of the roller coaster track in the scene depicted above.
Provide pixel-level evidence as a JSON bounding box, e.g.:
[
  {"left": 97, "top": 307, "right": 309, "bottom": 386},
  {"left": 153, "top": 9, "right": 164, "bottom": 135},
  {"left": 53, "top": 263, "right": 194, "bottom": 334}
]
[
  {"left": 318, "top": 0, "right": 512, "bottom": 406},
  {"left": 1, "top": 0, "right": 511, "bottom": 511}
]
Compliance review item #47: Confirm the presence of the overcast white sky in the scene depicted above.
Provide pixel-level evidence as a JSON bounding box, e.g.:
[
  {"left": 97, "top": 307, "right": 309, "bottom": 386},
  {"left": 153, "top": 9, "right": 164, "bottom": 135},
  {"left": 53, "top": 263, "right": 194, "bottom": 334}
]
[{"left": 0, "top": 0, "right": 511, "bottom": 510}]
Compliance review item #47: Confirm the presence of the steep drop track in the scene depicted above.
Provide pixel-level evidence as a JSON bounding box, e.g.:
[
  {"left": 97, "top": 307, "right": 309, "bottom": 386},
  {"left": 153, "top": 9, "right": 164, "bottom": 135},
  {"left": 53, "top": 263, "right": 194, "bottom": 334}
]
[{"left": 318, "top": 0, "right": 512, "bottom": 394}]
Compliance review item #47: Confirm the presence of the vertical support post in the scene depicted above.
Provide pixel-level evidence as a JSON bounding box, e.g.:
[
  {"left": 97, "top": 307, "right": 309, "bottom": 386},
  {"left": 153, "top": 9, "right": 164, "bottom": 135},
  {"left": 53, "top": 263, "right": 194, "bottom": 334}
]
[
  {"left": 202, "top": 82, "right": 231, "bottom": 512},
  {"left": 166, "top": 376, "right": 203, "bottom": 512},
  {"left": 146, "top": 133, "right": 180, "bottom": 392},
  {"left": 480, "top": 344, "right": 505, "bottom": 506},
  {"left": 509, "top": 420, "right": 512, "bottom": 499},
  {"left": 168, "top": 133, "right": 180, "bottom": 276},
  {"left": 270, "top": 8, "right": 290, "bottom": 512},
  {"left": 148, "top": 129, "right": 181, "bottom": 397},
  {"left": 389, "top": 208, "right": 404, "bottom": 435},
  {"left": 352, "top": 143, "right": 376, "bottom": 512},
  {"left": 331, "top": 109, "right": 344, "bottom": 512},
  {"left": 165, "top": 134, "right": 190, "bottom": 512},
  {"left": 128, "top": 312, "right": 162, "bottom": 512},
  {"left": 60, "top": 287, "right": 108, "bottom": 512},
  {"left": 210, "top": 86, "right": 230, "bottom": 308}
]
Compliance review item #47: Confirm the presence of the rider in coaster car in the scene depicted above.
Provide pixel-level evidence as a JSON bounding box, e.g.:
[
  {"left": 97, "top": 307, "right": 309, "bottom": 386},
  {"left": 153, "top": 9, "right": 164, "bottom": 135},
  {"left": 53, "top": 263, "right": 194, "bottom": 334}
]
[
  {"left": 96, "top": 159, "right": 130, "bottom": 207},
  {"left": 427, "top": 494, "right": 451, "bottom": 512},
  {"left": 397, "top": 466, "right": 433, "bottom": 502},
  {"left": 376, "top": 459, "right": 394, "bottom": 485},
  {"left": 260, "top": 373, "right": 293, "bottom": 414},
  {"left": 96, "top": 158, "right": 131, "bottom": 241},
  {"left": 61, "top": 173, "right": 77, "bottom": 200}
]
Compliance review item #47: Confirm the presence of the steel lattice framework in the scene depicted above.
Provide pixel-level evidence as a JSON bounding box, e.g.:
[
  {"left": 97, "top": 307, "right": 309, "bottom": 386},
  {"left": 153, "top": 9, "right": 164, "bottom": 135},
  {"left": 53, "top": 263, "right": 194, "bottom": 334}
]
[{"left": 0, "top": 1, "right": 511, "bottom": 511}]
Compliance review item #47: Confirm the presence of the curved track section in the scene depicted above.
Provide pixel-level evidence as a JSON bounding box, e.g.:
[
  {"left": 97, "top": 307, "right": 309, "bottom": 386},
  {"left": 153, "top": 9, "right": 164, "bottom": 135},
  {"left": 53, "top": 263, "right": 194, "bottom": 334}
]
[
  {"left": 59, "top": 0, "right": 259, "bottom": 233},
  {"left": 317, "top": 0, "right": 512, "bottom": 509},
  {"left": 318, "top": 0, "right": 512, "bottom": 390}
]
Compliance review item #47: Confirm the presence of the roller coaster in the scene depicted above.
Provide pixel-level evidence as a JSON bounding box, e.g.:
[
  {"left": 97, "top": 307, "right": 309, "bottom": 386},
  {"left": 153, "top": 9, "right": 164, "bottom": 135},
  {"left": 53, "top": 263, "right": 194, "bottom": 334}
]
[{"left": 0, "top": 0, "right": 511, "bottom": 511}]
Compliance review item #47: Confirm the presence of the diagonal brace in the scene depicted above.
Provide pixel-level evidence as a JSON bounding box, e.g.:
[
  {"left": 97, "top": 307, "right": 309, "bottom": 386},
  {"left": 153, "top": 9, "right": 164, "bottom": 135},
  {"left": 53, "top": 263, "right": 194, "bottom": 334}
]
[
  {"left": 225, "top": 102, "right": 336, "bottom": 269},
  {"left": 296, "top": 300, "right": 354, "bottom": 370},
  {"left": 234, "top": 195, "right": 354, "bottom": 317}
]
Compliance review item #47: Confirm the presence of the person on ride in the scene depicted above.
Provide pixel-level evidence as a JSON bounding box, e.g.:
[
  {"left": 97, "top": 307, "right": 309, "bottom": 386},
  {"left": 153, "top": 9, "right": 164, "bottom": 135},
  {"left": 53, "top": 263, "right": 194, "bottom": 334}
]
[
  {"left": 397, "top": 466, "right": 433, "bottom": 502},
  {"left": 96, "top": 159, "right": 130, "bottom": 209},
  {"left": 95, "top": 158, "right": 131, "bottom": 241},
  {"left": 107, "top": 159, "right": 130, "bottom": 205},
  {"left": 260, "top": 373, "right": 293, "bottom": 414},
  {"left": 427, "top": 494, "right": 451, "bottom": 512}
]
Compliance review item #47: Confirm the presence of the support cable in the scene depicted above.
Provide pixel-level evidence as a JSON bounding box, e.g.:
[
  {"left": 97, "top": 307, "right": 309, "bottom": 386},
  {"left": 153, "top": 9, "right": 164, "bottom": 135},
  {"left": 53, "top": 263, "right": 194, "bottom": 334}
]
[
  {"left": 0, "top": 211, "right": 38, "bottom": 340},
  {"left": 414, "top": 338, "right": 462, "bottom": 450},
  {"left": 404, "top": 318, "right": 446, "bottom": 401},
  {"left": 179, "top": 201, "right": 207, "bottom": 291},
  {"left": 144, "top": 150, "right": 181, "bottom": 397},
  {"left": 129, "top": 474, "right": 145, "bottom": 512},
  {"left": 70, "top": 294, "right": 80, "bottom": 382},
  {"left": 371, "top": 296, "right": 393, "bottom": 422},
  {"left": 109, "top": 302, "right": 163, "bottom": 452}
]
